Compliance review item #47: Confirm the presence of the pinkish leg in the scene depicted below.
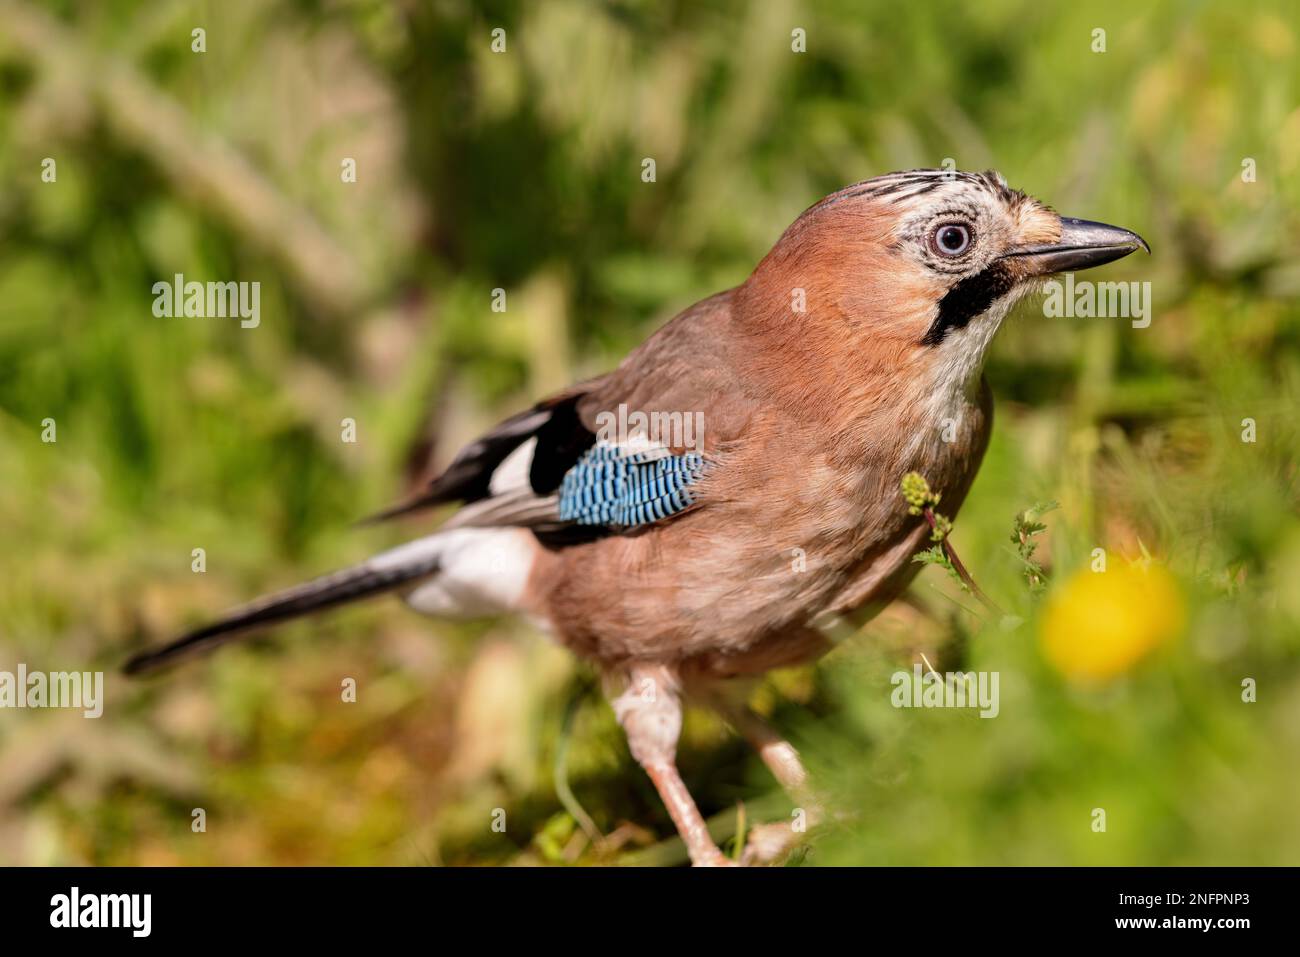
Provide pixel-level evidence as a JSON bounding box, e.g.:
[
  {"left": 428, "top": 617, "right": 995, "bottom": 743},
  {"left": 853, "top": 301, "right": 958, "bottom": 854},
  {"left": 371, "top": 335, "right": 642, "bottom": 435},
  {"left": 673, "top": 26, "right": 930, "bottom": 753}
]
[
  {"left": 705, "top": 693, "right": 821, "bottom": 865},
  {"left": 610, "top": 665, "right": 734, "bottom": 867}
]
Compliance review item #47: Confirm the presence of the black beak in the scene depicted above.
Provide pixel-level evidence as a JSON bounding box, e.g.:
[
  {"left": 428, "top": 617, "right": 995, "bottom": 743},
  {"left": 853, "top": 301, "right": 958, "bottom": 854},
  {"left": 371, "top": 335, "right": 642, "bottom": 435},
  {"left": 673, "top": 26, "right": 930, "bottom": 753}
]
[{"left": 1001, "top": 217, "right": 1150, "bottom": 276}]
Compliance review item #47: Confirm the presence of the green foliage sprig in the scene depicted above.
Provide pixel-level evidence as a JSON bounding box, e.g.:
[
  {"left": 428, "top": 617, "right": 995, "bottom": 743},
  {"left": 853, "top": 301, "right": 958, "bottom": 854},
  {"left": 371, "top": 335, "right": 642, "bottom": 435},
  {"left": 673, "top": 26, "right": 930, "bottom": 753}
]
[
  {"left": 901, "top": 472, "right": 1001, "bottom": 615},
  {"left": 1011, "top": 501, "right": 1059, "bottom": 594}
]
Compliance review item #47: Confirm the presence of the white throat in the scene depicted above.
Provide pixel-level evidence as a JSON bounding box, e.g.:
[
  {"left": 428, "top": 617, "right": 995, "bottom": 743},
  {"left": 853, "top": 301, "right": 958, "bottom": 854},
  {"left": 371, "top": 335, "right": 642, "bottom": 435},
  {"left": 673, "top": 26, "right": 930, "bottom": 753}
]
[
  {"left": 918, "top": 288, "right": 1031, "bottom": 441},
  {"left": 930, "top": 288, "right": 1027, "bottom": 399}
]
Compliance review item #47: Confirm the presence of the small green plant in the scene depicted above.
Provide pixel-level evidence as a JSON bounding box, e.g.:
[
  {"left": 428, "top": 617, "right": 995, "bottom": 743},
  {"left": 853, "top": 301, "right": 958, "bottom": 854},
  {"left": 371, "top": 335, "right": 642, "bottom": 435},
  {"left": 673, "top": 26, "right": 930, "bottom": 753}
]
[
  {"left": 901, "top": 472, "right": 1000, "bottom": 614},
  {"left": 1011, "top": 501, "right": 1058, "bottom": 594}
]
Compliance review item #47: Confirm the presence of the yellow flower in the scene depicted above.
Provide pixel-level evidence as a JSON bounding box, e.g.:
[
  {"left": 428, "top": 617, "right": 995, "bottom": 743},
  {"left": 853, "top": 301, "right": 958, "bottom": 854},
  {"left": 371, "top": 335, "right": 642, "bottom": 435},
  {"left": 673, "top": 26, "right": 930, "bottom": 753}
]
[{"left": 1040, "top": 562, "right": 1184, "bottom": 683}]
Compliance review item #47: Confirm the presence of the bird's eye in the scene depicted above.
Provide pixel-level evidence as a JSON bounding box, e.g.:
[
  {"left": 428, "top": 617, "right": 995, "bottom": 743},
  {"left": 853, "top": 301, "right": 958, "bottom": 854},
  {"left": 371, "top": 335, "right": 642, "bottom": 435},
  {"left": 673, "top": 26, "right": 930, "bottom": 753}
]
[{"left": 931, "top": 223, "right": 973, "bottom": 256}]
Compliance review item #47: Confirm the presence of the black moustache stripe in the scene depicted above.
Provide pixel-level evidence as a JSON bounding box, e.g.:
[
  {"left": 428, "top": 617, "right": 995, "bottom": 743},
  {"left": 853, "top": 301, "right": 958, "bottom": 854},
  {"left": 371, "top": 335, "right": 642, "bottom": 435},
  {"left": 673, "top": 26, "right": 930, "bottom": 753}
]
[{"left": 922, "top": 261, "right": 1017, "bottom": 345}]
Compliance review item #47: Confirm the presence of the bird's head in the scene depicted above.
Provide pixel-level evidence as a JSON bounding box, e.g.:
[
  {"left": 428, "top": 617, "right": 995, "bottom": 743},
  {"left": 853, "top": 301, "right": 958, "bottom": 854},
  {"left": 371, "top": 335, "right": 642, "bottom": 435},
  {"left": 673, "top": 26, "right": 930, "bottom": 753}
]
[{"left": 741, "top": 169, "right": 1148, "bottom": 396}]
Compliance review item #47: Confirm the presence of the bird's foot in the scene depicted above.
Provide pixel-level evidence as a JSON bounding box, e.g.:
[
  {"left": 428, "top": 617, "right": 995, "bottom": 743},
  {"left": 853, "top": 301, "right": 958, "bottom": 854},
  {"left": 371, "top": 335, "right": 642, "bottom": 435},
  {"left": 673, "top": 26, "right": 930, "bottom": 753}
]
[
  {"left": 739, "top": 820, "right": 809, "bottom": 866},
  {"left": 693, "top": 847, "right": 741, "bottom": 867}
]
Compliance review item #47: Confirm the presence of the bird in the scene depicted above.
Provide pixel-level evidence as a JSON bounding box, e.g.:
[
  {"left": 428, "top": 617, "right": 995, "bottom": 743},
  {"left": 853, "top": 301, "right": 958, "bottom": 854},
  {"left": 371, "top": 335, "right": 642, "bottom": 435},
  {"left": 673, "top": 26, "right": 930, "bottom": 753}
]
[{"left": 125, "top": 169, "right": 1148, "bottom": 866}]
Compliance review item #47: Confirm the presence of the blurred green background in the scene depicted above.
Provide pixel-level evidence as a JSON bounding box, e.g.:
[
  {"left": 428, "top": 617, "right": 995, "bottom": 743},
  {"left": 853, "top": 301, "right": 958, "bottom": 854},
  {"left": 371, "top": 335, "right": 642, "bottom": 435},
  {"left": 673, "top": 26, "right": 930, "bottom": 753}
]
[{"left": 0, "top": 0, "right": 1297, "bottom": 866}]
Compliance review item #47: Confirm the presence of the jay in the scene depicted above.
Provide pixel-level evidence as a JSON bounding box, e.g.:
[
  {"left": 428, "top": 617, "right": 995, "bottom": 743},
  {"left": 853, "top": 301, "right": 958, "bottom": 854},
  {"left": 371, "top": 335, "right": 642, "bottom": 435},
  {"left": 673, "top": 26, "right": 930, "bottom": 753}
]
[{"left": 126, "top": 169, "right": 1148, "bottom": 866}]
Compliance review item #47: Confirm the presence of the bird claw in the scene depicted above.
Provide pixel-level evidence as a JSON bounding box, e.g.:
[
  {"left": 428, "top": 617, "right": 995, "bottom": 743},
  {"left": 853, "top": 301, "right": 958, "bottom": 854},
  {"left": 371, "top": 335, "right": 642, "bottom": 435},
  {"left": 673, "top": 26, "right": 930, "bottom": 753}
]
[
  {"left": 738, "top": 821, "right": 808, "bottom": 866},
  {"left": 693, "top": 848, "right": 742, "bottom": 867}
]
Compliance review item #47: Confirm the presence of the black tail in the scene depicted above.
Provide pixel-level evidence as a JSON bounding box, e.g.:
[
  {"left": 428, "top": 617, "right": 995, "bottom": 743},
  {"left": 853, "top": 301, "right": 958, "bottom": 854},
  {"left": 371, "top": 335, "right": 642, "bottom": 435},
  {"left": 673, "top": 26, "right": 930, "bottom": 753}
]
[{"left": 123, "top": 548, "right": 442, "bottom": 676}]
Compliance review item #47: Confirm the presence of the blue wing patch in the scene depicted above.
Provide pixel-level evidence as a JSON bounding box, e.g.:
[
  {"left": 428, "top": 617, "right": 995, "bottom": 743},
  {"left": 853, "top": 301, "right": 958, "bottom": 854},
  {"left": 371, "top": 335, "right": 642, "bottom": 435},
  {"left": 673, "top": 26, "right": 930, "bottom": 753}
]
[{"left": 558, "top": 445, "right": 706, "bottom": 528}]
